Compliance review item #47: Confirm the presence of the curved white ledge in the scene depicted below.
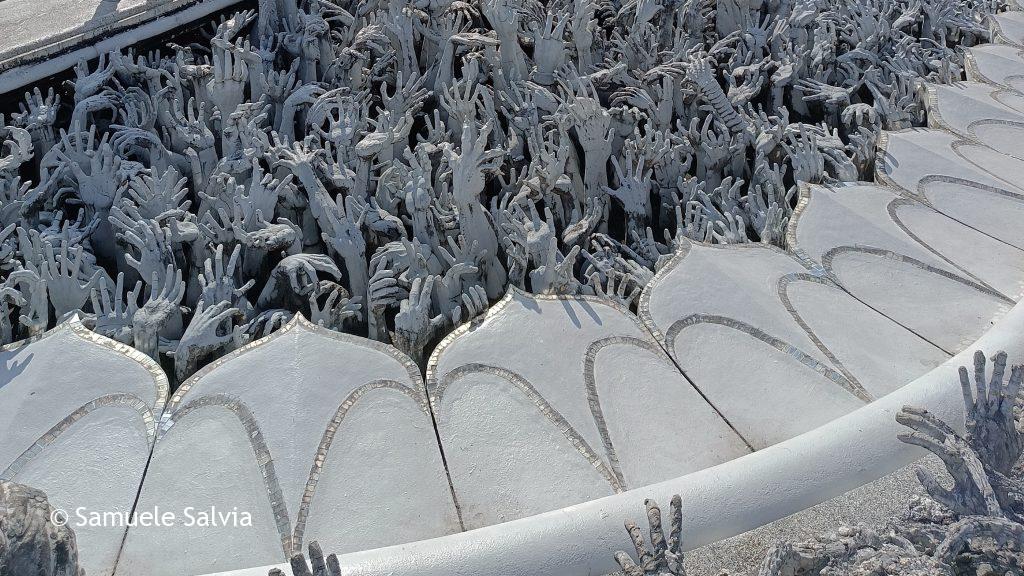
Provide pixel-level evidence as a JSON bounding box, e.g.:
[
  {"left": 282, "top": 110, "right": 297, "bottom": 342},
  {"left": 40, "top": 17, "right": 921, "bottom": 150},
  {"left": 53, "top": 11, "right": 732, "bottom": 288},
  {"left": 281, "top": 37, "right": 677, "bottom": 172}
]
[{"left": 218, "top": 297, "right": 1023, "bottom": 576}]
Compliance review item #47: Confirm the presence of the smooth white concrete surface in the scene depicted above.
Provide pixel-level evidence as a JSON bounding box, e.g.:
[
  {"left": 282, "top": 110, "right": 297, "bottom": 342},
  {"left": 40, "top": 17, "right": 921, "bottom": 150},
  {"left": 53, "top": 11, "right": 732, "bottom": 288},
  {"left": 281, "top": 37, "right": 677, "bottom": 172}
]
[
  {"left": 116, "top": 316, "right": 459, "bottom": 576},
  {"left": 893, "top": 200, "right": 1024, "bottom": 296},
  {"left": 427, "top": 289, "right": 750, "bottom": 529},
  {"left": 204, "top": 297, "right": 1024, "bottom": 576},
  {"left": 640, "top": 242, "right": 891, "bottom": 445},
  {"left": 967, "top": 44, "right": 1024, "bottom": 91},
  {"left": 992, "top": 11, "right": 1024, "bottom": 47},
  {"left": 966, "top": 120, "right": 1024, "bottom": 160},
  {"left": 920, "top": 179, "right": 1024, "bottom": 249},
  {"left": 928, "top": 82, "right": 1024, "bottom": 129},
  {"left": 877, "top": 128, "right": 1024, "bottom": 195},
  {"left": 792, "top": 183, "right": 1021, "bottom": 352},
  {"left": 0, "top": 322, "right": 166, "bottom": 576},
  {"left": 779, "top": 279, "right": 949, "bottom": 398}
]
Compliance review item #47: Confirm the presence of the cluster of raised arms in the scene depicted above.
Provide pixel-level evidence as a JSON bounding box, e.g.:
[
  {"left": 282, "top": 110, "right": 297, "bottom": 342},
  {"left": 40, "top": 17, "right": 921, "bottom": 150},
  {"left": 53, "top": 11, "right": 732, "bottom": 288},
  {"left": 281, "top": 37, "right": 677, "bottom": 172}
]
[
  {"left": 612, "top": 351, "right": 1024, "bottom": 576},
  {"left": 0, "top": 0, "right": 1003, "bottom": 379}
]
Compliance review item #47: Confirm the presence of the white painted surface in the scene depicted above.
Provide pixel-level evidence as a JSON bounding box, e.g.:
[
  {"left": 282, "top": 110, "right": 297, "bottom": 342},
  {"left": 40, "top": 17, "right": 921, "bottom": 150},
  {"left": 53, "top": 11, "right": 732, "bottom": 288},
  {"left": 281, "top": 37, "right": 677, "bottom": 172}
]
[
  {"left": 205, "top": 297, "right": 1024, "bottom": 576},
  {"left": 828, "top": 250, "right": 1010, "bottom": 352},
  {"left": 792, "top": 183, "right": 1021, "bottom": 350},
  {"left": 428, "top": 289, "right": 749, "bottom": 528},
  {"left": 921, "top": 179, "right": 1024, "bottom": 249},
  {"left": 115, "top": 405, "right": 290, "bottom": 576},
  {"left": 993, "top": 11, "right": 1024, "bottom": 47},
  {"left": 13, "top": 406, "right": 151, "bottom": 576},
  {"left": 878, "top": 128, "right": 1024, "bottom": 194},
  {"left": 968, "top": 121, "right": 1024, "bottom": 159},
  {"left": 927, "top": 82, "right": 1024, "bottom": 137},
  {"left": 640, "top": 242, "right": 873, "bottom": 445},
  {"left": 0, "top": 325, "right": 163, "bottom": 467},
  {"left": 0, "top": 323, "right": 165, "bottom": 576},
  {"left": 781, "top": 280, "right": 948, "bottom": 398},
  {"left": 301, "top": 387, "right": 462, "bottom": 555},
  {"left": 793, "top": 184, "right": 957, "bottom": 272},
  {"left": 667, "top": 321, "right": 863, "bottom": 445},
  {"left": 893, "top": 201, "right": 1024, "bottom": 297},
  {"left": 117, "top": 317, "right": 459, "bottom": 576},
  {"left": 968, "top": 44, "right": 1024, "bottom": 91}
]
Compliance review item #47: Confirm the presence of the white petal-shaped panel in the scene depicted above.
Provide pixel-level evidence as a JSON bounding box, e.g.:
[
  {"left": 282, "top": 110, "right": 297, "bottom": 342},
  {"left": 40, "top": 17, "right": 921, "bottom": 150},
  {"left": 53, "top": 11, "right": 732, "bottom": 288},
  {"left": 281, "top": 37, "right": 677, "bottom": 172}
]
[
  {"left": 993, "top": 11, "right": 1024, "bottom": 47},
  {"left": 116, "top": 316, "right": 458, "bottom": 576},
  {"left": 926, "top": 82, "right": 1024, "bottom": 138},
  {"left": 920, "top": 178, "right": 1024, "bottom": 249},
  {"left": 877, "top": 129, "right": 1024, "bottom": 195},
  {"left": 639, "top": 243, "right": 871, "bottom": 447},
  {"left": 967, "top": 44, "right": 1024, "bottom": 91},
  {"left": 0, "top": 322, "right": 166, "bottom": 576},
  {"left": 792, "top": 184, "right": 1019, "bottom": 352},
  {"left": 427, "top": 289, "right": 749, "bottom": 529}
]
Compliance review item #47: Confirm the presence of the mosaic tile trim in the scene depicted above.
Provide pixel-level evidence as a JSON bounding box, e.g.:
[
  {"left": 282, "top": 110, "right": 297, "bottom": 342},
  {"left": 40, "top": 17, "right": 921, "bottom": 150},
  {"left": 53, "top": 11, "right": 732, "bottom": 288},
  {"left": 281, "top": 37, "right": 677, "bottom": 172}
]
[
  {"left": 663, "top": 313, "right": 863, "bottom": 401},
  {"left": 775, "top": 273, "right": 873, "bottom": 402},
  {"left": 886, "top": 196, "right": 1013, "bottom": 298},
  {"left": 167, "top": 394, "right": 293, "bottom": 557},
  {"left": 435, "top": 362, "right": 624, "bottom": 493},
  {"left": 965, "top": 48, "right": 1024, "bottom": 88},
  {"left": 786, "top": 183, "right": 1017, "bottom": 367},
  {"left": 581, "top": 336, "right": 676, "bottom": 489},
  {"left": 290, "top": 379, "right": 434, "bottom": 551},
  {"left": 1, "top": 393, "right": 156, "bottom": 480},
  {"left": 0, "top": 319, "right": 169, "bottom": 416},
  {"left": 915, "top": 173, "right": 1024, "bottom": 204},
  {"left": 820, "top": 245, "right": 1014, "bottom": 305}
]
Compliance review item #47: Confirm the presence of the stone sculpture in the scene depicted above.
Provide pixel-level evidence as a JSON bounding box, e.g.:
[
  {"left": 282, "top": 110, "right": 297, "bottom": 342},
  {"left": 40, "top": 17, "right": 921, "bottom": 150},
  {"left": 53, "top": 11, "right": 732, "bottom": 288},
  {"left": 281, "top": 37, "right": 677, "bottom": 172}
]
[
  {"left": 612, "top": 350, "right": 1024, "bottom": 576},
  {"left": 0, "top": 0, "right": 1005, "bottom": 379},
  {"left": 271, "top": 541, "right": 342, "bottom": 576},
  {"left": 0, "top": 480, "right": 84, "bottom": 576}
]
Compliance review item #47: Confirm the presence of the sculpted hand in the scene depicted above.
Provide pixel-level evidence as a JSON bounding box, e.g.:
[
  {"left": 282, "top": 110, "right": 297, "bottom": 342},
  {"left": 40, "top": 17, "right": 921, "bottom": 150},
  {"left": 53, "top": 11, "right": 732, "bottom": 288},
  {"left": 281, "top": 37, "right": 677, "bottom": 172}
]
[
  {"left": 392, "top": 275, "right": 444, "bottom": 364},
  {"left": 90, "top": 272, "right": 141, "bottom": 344},
  {"left": 132, "top": 265, "right": 185, "bottom": 359},
  {"left": 173, "top": 300, "right": 243, "bottom": 382}
]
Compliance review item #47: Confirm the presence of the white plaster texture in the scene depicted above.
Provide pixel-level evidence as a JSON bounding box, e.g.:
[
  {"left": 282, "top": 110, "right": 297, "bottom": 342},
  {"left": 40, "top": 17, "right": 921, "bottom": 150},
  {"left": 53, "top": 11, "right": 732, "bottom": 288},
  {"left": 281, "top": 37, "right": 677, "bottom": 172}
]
[
  {"left": 0, "top": 322, "right": 165, "bottom": 576},
  {"left": 427, "top": 289, "right": 750, "bottom": 529},
  {"left": 116, "top": 316, "right": 459, "bottom": 576}
]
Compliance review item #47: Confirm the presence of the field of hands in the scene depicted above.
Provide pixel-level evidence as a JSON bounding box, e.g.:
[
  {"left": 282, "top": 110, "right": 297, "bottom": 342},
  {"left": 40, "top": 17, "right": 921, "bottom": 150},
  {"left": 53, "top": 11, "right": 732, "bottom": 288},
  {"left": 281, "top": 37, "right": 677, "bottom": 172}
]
[{"left": 0, "top": 0, "right": 1002, "bottom": 380}]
